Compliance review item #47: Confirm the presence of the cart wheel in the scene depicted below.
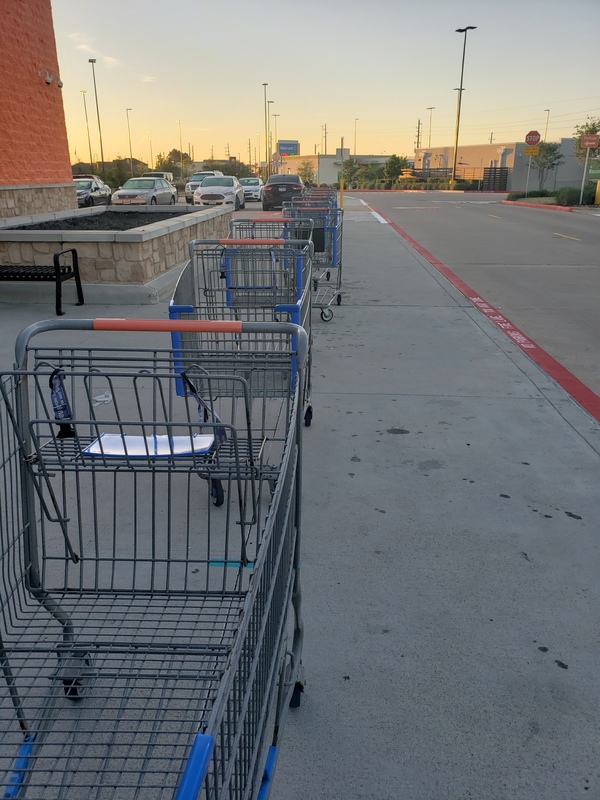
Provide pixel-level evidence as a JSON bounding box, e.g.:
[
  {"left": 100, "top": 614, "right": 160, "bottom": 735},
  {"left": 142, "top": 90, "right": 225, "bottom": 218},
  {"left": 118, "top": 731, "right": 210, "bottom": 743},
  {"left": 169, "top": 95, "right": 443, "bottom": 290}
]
[
  {"left": 289, "top": 681, "right": 304, "bottom": 708},
  {"left": 313, "top": 279, "right": 318, "bottom": 292},
  {"left": 211, "top": 479, "right": 224, "bottom": 507},
  {"left": 320, "top": 308, "right": 334, "bottom": 322},
  {"left": 62, "top": 653, "right": 92, "bottom": 701},
  {"left": 336, "top": 294, "right": 342, "bottom": 305},
  {"left": 326, "top": 270, "right": 331, "bottom": 281},
  {"left": 304, "top": 406, "right": 313, "bottom": 427}
]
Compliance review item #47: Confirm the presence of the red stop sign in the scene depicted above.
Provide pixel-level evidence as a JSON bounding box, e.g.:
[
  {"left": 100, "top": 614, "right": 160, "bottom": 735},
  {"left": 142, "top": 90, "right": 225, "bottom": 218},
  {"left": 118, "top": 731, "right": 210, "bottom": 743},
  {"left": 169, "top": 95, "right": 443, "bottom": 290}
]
[{"left": 525, "top": 130, "right": 541, "bottom": 146}]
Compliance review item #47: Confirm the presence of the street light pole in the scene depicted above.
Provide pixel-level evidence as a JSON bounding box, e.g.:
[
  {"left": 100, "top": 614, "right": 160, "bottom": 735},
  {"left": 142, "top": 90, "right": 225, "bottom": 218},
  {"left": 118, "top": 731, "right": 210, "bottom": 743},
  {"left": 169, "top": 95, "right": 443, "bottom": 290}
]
[
  {"left": 451, "top": 26, "right": 476, "bottom": 188},
  {"left": 177, "top": 119, "right": 184, "bottom": 180},
  {"left": 427, "top": 106, "right": 435, "bottom": 148},
  {"left": 148, "top": 130, "right": 153, "bottom": 170},
  {"left": 544, "top": 109, "right": 550, "bottom": 141},
  {"left": 267, "top": 100, "right": 274, "bottom": 175},
  {"left": 126, "top": 108, "right": 134, "bottom": 177},
  {"left": 262, "top": 83, "right": 269, "bottom": 179},
  {"left": 354, "top": 118, "right": 359, "bottom": 156},
  {"left": 272, "top": 113, "right": 279, "bottom": 173},
  {"left": 80, "top": 90, "right": 94, "bottom": 170},
  {"left": 88, "top": 59, "right": 106, "bottom": 179}
]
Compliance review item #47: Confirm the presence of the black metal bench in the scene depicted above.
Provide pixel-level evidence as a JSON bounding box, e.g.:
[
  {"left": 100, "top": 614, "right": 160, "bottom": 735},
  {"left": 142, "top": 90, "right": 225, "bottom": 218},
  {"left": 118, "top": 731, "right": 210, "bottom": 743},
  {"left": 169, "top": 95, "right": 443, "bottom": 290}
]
[{"left": 0, "top": 248, "right": 84, "bottom": 316}]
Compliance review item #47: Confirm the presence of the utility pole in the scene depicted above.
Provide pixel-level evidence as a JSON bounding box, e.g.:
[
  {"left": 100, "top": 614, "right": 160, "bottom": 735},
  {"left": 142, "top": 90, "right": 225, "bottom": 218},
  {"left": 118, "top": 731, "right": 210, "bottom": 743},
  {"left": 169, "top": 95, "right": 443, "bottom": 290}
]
[
  {"left": 416, "top": 119, "right": 422, "bottom": 149},
  {"left": 323, "top": 123, "right": 327, "bottom": 155},
  {"left": 225, "top": 143, "right": 230, "bottom": 157},
  {"left": 248, "top": 138, "right": 252, "bottom": 165},
  {"left": 489, "top": 132, "right": 494, "bottom": 144}
]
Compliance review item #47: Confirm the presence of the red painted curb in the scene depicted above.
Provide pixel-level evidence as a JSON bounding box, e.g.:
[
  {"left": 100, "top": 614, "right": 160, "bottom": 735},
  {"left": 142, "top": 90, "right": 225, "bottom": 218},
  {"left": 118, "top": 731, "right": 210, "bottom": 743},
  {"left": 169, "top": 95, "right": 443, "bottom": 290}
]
[
  {"left": 367, "top": 203, "right": 600, "bottom": 422},
  {"left": 501, "top": 200, "right": 573, "bottom": 212}
]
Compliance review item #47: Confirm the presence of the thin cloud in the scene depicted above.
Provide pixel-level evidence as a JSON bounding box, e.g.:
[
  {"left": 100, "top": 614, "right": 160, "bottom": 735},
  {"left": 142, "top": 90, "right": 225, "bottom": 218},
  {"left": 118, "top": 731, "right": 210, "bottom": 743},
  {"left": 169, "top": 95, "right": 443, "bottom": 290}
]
[
  {"left": 102, "top": 56, "right": 122, "bottom": 67},
  {"left": 137, "top": 74, "right": 157, "bottom": 83},
  {"left": 77, "top": 44, "right": 94, "bottom": 53}
]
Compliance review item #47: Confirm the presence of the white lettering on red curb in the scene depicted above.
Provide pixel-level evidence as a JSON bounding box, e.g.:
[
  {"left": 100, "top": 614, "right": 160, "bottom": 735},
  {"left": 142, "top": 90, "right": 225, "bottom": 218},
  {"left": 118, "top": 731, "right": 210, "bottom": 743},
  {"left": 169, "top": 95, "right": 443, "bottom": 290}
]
[{"left": 469, "top": 297, "right": 536, "bottom": 350}]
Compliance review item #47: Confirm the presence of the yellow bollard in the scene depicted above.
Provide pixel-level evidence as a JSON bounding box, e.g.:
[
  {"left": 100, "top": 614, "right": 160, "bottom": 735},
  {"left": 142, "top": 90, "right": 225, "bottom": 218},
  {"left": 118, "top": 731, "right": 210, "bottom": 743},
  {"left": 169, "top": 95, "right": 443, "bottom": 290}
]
[{"left": 595, "top": 180, "right": 600, "bottom": 206}]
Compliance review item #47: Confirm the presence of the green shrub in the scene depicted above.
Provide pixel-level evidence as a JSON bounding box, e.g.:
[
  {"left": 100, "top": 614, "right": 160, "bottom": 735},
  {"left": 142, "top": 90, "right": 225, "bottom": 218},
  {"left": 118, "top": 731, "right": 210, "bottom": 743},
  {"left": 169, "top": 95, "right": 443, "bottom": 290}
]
[
  {"left": 555, "top": 187, "right": 583, "bottom": 206},
  {"left": 507, "top": 190, "right": 554, "bottom": 201}
]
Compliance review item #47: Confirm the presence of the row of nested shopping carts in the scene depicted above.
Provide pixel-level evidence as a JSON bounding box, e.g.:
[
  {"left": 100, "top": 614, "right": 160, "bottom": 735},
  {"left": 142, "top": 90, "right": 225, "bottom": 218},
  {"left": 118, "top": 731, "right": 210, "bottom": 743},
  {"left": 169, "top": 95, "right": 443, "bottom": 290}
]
[{"left": 0, "top": 189, "right": 343, "bottom": 799}]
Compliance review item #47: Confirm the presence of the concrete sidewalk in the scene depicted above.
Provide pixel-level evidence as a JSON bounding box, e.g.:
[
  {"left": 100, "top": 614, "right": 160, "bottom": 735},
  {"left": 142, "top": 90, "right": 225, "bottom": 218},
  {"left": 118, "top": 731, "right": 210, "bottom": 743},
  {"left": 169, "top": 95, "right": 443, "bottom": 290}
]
[
  {"left": 1, "top": 198, "right": 599, "bottom": 798},
  {"left": 273, "top": 197, "right": 600, "bottom": 799}
]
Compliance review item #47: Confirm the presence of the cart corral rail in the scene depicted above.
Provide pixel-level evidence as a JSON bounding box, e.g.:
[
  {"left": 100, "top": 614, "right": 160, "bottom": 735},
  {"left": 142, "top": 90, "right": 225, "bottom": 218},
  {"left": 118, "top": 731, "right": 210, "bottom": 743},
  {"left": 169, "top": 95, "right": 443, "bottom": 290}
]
[{"left": 0, "top": 318, "right": 307, "bottom": 800}]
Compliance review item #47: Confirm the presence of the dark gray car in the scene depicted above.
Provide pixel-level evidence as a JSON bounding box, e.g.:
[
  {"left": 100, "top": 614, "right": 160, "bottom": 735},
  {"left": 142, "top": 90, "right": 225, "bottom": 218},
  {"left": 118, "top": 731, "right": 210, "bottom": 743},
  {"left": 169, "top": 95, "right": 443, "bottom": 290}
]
[{"left": 74, "top": 178, "right": 112, "bottom": 207}]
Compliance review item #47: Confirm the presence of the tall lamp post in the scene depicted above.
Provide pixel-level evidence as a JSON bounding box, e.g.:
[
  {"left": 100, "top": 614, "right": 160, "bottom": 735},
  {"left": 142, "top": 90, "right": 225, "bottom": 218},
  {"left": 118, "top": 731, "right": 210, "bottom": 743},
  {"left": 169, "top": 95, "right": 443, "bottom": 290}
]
[
  {"left": 80, "top": 90, "right": 94, "bottom": 170},
  {"left": 267, "top": 100, "right": 274, "bottom": 175},
  {"left": 88, "top": 59, "right": 106, "bottom": 179},
  {"left": 426, "top": 106, "right": 435, "bottom": 148},
  {"left": 272, "top": 113, "right": 280, "bottom": 173},
  {"left": 177, "top": 119, "right": 184, "bottom": 181},
  {"left": 262, "top": 83, "right": 269, "bottom": 179},
  {"left": 451, "top": 26, "right": 476, "bottom": 188},
  {"left": 148, "top": 130, "right": 153, "bottom": 170},
  {"left": 543, "top": 109, "right": 550, "bottom": 141},
  {"left": 126, "top": 108, "right": 134, "bottom": 177},
  {"left": 354, "top": 118, "right": 359, "bottom": 156}
]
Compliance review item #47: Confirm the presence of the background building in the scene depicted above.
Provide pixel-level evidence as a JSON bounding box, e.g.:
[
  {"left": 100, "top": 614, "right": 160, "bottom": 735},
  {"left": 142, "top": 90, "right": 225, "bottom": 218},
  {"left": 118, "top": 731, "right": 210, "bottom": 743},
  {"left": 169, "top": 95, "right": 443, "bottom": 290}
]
[
  {"left": 414, "top": 139, "right": 583, "bottom": 191},
  {"left": 0, "top": 0, "right": 76, "bottom": 218}
]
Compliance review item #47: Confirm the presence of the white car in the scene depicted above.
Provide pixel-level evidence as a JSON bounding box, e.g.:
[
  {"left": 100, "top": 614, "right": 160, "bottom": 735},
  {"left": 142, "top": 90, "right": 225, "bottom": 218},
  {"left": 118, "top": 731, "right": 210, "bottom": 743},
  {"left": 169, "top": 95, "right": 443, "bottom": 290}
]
[
  {"left": 185, "top": 171, "right": 224, "bottom": 203},
  {"left": 239, "top": 177, "right": 264, "bottom": 202},
  {"left": 193, "top": 176, "right": 245, "bottom": 209},
  {"left": 111, "top": 178, "right": 177, "bottom": 206}
]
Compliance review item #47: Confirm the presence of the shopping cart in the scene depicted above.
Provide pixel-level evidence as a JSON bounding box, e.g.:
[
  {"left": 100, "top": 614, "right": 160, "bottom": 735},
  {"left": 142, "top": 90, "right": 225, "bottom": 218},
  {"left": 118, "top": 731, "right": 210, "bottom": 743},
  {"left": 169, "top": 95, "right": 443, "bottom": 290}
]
[
  {"left": 282, "top": 204, "right": 343, "bottom": 321},
  {"left": 0, "top": 318, "right": 307, "bottom": 800},
  {"left": 229, "top": 217, "right": 314, "bottom": 243},
  {"left": 170, "top": 239, "right": 314, "bottom": 426}
]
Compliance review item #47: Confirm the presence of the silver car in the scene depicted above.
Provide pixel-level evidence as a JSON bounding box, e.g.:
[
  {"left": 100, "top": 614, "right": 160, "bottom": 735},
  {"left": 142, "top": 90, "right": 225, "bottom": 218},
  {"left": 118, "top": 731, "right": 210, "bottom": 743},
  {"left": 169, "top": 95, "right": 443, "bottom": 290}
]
[
  {"left": 239, "top": 177, "right": 264, "bottom": 202},
  {"left": 111, "top": 178, "right": 177, "bottom": 206},
  {"left": 193, "top": 176, "right": 245, "bottom": 209}
]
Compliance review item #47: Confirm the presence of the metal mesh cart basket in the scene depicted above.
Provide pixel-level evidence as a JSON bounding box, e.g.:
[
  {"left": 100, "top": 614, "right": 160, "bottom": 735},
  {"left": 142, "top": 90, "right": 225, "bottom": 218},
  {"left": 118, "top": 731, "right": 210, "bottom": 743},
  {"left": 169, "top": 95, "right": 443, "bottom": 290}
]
[
  {"left": 170, "top": 239, "right": 313, "bottom": 426},
  {"left": 0, "top": 318, "right": 307, "bottom": 800},
  {"left": 282, "top": 204, "right": 343, "bottom": 321}
]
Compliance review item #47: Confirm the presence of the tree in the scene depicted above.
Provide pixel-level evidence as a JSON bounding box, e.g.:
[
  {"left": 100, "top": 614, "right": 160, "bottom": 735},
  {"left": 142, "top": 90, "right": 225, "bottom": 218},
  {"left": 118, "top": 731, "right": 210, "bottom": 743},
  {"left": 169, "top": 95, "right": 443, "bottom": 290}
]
[
  {"left": 383, "top": 154, "right": 410, "bottom": 181},
  {"left": 530, "top": 142, "right": 565, "bottom": 190},
  {"left": 573, "top": 117, "right": 600, "bottom": 163},
  {"left": 155, "top": 148, "right": 193, "bottom": 179},
  {"left": 105, "top": 157, "right": 130, "bottom": 190},
  {"left": 201, "top": 159, "right": 255, "bottom": 179},
  {"left": 297, "top": 160, "right": 315, "bottom": 185}
]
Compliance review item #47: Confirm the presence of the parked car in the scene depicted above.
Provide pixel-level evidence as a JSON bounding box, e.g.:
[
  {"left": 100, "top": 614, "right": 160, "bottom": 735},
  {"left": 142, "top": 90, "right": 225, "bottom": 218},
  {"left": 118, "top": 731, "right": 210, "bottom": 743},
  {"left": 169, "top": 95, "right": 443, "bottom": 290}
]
[
  {"left": 74, "top": 177, "right": 112, "bottom": 207},
  {"left": 239, "top": 177, "right": 264, "bottom": 202},
  {"left": 142, "top": 171, "right": 174, "bottom": 183},
  {"left": 111, "top": 178, "right": 178, "bottom": 206},
  {"left": 261, "top": 174, "right": 304, "bottom": 210},
  {"left": 185, "top": 171, "right": 224, "bottom": 203},
  {"left": 193, "top": 176, "right": 245, "bottom": 209}
]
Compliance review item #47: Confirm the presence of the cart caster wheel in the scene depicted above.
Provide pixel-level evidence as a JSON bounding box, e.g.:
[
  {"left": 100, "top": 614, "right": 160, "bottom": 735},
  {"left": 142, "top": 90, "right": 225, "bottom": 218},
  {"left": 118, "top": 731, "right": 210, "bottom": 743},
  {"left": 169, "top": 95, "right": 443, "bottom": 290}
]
[
  {"left": 313, "top": 279, "right": 318, "bottom": 292},
  {"left": 211, "top": 480, "right": 224, "bottom": 507},
  {"left": 326, "top": 270, "right": 331, "bottom": 281},
  {"left": 63, "top": 677, "right": 85, "bottom": 700},
  {"left": 289, "top": 682, "right": 304, "bottom": 708},
  {"left": 61, "top": 652, "right": 92, "bottom": 701},
  {"left": 320, "top": 308, "right": 334, "bottom": 322},
  {"left": 336, "top": 294, "right": 342, "bottom": 305},
  {"left": 304, "top": 406, "right": 313, "bottom": 427}
]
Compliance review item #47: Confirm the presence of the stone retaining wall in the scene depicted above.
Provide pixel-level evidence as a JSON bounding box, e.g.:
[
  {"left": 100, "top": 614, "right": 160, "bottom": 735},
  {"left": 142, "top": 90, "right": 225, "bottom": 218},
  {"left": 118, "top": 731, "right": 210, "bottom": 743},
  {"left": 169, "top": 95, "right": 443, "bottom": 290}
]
[
  {"left": 0, "top": 206, "right": 231, "bottom": 284},
  {"left": 0, "top": 184, "right": 77, "bottom": 218}
]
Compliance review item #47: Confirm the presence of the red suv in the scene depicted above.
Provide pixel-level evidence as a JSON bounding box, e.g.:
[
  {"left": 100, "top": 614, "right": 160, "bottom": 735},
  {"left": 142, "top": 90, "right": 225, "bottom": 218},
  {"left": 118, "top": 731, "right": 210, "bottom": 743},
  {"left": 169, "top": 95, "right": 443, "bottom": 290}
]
[{"left": 262, "top": 174, "right": 303, "bottom": 211}]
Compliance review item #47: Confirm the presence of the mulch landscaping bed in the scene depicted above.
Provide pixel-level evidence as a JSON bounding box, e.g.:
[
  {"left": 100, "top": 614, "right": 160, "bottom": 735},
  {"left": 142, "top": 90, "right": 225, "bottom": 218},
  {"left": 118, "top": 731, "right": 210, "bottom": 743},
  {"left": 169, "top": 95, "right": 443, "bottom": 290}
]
[{"left": 8, "top": 211, "right": 191, "bottom": 232}]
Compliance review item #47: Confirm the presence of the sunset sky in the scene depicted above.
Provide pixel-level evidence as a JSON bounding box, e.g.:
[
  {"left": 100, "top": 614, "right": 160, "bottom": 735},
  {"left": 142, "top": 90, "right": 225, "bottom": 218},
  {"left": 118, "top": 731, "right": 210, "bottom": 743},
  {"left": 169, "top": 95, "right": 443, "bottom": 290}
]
[{"left": 51, "top": 0, "right": 600, "bottom": 167}]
